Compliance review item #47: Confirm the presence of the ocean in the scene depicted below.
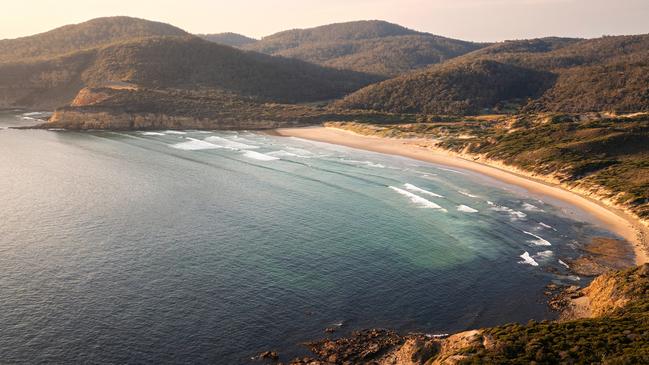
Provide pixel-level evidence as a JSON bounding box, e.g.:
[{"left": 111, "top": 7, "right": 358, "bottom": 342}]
[{"left": 0, "top": 112, "right": 626, "bottom": 363}]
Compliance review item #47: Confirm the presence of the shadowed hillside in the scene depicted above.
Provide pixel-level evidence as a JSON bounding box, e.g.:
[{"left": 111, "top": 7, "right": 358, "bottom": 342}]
[
  {"left": 336, "top": 59, "right": 556, "bottom": 115},
  {"left": 0, "top": 16, "right": 188, "bottom": 63},
  {"left": 243, "top": 20, "right": 484, "bottom": 76},
  {"left": 0, "top": 34, "right": 380, "bottom": 108},
  {"left": 198, "top": 32, "right": 257, "bottom": 47},
  {"left": 80, "top": 36, "right": 379, "bottom": 102},
  {"left": 337, "top": 35, "right": 649, "bottom": 114}
]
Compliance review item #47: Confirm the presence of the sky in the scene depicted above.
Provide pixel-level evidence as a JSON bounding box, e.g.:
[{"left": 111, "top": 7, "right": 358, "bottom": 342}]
[{"left": 2, "top": 0, "right": 649, "bottom": 41}]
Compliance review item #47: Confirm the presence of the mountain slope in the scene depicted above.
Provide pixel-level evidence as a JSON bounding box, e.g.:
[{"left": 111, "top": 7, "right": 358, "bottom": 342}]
[
  {"left": 337, "top": 35, "right": 649, "bottom": 114},
  {"left": 243, "top": 20, "right": 483, "bottom": 76},
  {"left": 83, "top": 36, "right": 379, "bottom": 102},
  {"left": 0, "top": 35, "right": 380, "bottom": 108},
  {"left": 198, "top": 33, "right": 257, "bottom": 47},
  {"left": 0, "top": 16, "right": 188, "bottom": 63},
  {"left": 337, "top": 59, "right": 556, "bottom": 114}
]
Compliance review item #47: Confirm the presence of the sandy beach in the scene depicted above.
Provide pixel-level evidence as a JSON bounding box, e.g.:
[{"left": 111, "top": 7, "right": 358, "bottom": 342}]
[{"left": 272, "top": 126, "right": 648, "bottom": 265}]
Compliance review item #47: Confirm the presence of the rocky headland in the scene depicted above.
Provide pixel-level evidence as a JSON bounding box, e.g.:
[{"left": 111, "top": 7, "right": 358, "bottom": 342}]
[{"left": 260, "top": 264, "right": 649, "bottom": 364}]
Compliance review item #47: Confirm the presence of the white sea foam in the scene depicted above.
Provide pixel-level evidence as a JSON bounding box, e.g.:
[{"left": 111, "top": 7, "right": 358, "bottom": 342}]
[
  {"left": 267, "top": 147, "right": 315, "bottom": 158},
  {"left": 343, "top": 159, "right": 385, "bottom": 168},
  {"left": 171, "top": 138, "right": 221, "bottom": 150},
  {"left": 230, "top": 136, "right": 259, "bottom": 144},
  {"left": 487, "top": 201, "right": 495, "bottom": 206},
  {"left": 522, "top": 202, "right": 544, "bottom": 212},
  {"left": 523, "top": 231, "right": 552, "bottom": 246},
  {"left": 285, "top": 147, "right": 315, "bottom": 156},
  {"left": 539, "top": 222, "right": 558, "bottom": 232},
  {"left": 489, "top": 205, "right": 527, "bottom": 220},
  {"left": 435, "top": 167, "right": 467, "bottom": 175},
  {"left": 164, "top": 130, "right": 187, "bottom": 135},
  {"left": 535, "top": 250, "right": 554, "bottom": 259},
  {"left": 205, "top": 136, "right": 258, "bottom": 149},
  {"left": 389, "top": 186, "right": 447, "bottom": 211},
  {"left": 519, "top": 252, "right": 539, "bottom": 266},
  {"left": 242, "top": 150, "right": 280, "bottom": 161},
  {"left": 457, "top": 205, "right": 478, "bottom": 213},
  {"left": 140, "top": 132, "right": 166, "bottom": 136},
  {"left": 558, "top": 259, "right": 570, "bottom": 269},
  {"left": 266, "top": 150, "right": 300, "bottom": 158},
  {"left": 458, "top": 191, "right": 479, "bottom": 198},
  {"left": 404, "top": 183, "right": 444, "bottom": 198}
]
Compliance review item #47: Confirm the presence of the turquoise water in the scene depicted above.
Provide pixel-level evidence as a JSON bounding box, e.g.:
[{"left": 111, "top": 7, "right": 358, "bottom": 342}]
[{"left": 0, "top": 112, "right": 626, "bottom": 363}]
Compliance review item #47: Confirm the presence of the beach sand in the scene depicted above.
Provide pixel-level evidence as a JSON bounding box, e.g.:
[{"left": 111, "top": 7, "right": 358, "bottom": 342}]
[{"left": 271, "top": 126, "right": 648, "bottom": 265}]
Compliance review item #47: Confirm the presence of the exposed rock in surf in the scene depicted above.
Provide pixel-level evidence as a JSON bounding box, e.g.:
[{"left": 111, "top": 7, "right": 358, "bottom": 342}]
[{"left": 257, "top": 350, "right": 279, "bottom": 361}]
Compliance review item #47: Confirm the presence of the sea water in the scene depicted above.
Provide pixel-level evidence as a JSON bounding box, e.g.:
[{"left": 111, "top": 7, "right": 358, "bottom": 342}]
[{"left": 0, "top": 112, "right": 631, "bottom": 363}]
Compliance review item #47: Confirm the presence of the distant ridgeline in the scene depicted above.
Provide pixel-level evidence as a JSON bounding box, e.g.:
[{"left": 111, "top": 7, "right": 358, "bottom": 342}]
[
  {"left": 2, "top": 16, "right": 649, "bottom": 124},
  {"left": 237, "top": 20, "right": 485, "bottom": 77},
  {"left": 0, "top": 17, "right": 380, "bottom": 110}
]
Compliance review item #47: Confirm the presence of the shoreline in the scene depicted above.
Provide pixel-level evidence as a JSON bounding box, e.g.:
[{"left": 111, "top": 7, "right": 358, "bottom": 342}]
[{"left": 271, "top": 126, "right": 648, "bottom": 265}]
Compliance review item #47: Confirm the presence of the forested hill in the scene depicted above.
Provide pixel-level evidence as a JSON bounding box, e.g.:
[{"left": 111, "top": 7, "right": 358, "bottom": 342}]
[
  {"left": 242, "top": 20, "right": 484, "bottom": 76},
  {"left": 198, "top": 33, "right": 257, "bottom": 47},
  {"left": 80, "top": 36, "right": 378, "bottom": 102},
  {"left": 0, "top": 33, "right": 380, "bottom": 108},
  {"left": 0, "top": 16, "right": 188, "bottom": 63},
  {"left": 337, "top": 34, "right": 649, "bottom": 114}
]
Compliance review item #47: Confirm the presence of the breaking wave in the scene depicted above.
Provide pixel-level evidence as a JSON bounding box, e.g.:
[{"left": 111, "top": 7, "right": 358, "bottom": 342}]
[
  {"left": 404, "top": 183, "right": 444, "bottom": 198},
  {"left": 523, "top": 231, "right": 552, "bottom": 246},
  {"left": 205, "top": 136, "right": 258, "bottom": 149},
  {"left": 458, "top": 191, "right": 479, "bottom": 198},
  {"left": 242, "top": 151, "right": 280, "bottom": 161},
  {"left": 519, "top": 252, "right": 539, "bottom": 266},
  {"left": 457, "top": 205, "right": 478, "bottom": 213},
  {"left": 558, "top": 259, "right": 570, "bottom": 269},
  {"left": 522, "top": 202, "right": 543, "bottom": 211},
  {"left": 434, "top": 167, "right": 467, "bottom": 175},
  {"left": 489, "top": 204, "right": 527, "bottom": 220},
  {"left": 170, "top": 138, "right": 221, "bottom": 150},
  {"left": 535, "top": 250, "right": 554, "bottom": 259},
  {"left": 389, "top": 186, "right": 447, "bottom": 211}
]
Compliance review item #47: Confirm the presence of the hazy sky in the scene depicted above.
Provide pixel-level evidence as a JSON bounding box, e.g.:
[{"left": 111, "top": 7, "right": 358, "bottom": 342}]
[{"left": 2, "top": 0, "right": 649, "bottom": 41}]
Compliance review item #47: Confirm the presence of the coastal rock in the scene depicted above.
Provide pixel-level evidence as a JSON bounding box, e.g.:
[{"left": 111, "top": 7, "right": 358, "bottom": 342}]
[
  {"left": 430, "top": 330, "right": 484, "bottom": 365},
  {"left": 258, "top": 350, "right": 279, "bottom": 361}
]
